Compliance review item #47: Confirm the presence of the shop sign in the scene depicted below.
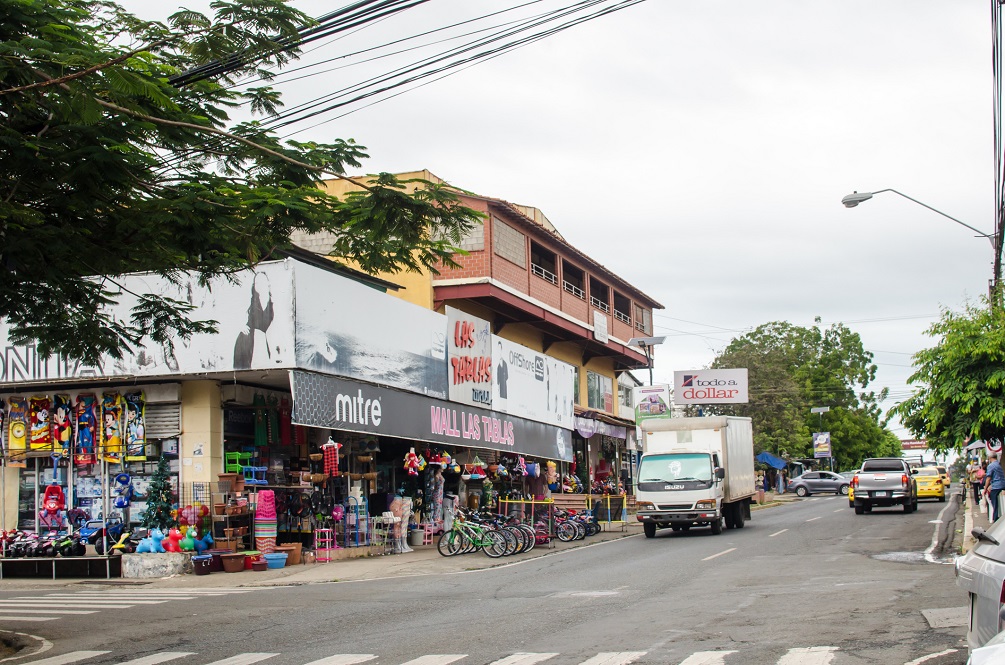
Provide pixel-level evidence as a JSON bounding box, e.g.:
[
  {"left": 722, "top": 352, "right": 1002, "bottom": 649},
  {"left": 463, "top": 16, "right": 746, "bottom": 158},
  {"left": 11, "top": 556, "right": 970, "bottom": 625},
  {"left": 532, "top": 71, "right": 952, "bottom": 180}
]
[
  {"left": 224, "top": 408, "right": 255, "bottom": 438},
  {"left": 493, "top": 337, "right": 575, "bottom": 428},
  {"left": 632, "top": 384, "right": 672, "bottom": 423},
  {"left": 291, "top": 370, "right": 573, "bottom": 461},
  {"left": 574, "top": 416, "right": 627, "bottom": 440},
  {"left": 593, "top": 310, "right": 608, "bottom": 343},
  {"left": 813, "top": 432, "right": 831, "bottom": 458},
  {"left": 445, "top": 307, "right": 493, "bottom": 408},
  {"left": 673, "top": 368, "right": 749, "bottom": 404}
]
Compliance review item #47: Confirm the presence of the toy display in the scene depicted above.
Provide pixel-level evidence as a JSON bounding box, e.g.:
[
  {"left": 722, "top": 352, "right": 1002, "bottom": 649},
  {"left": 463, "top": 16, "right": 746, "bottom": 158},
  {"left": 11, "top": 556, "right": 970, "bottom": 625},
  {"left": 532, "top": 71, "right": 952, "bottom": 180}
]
[
  {"left": 162, "top": 528, "right": 184, "bottom": 553},
  {"left": 404, "top": 447, "right": 420, "bottom": 476},
  {"left": 28, "top": 395, "right": 53, "bottom": 451},
  {"left": 53, "top": 394, "right": 73, "bottom": 457},
  {"left": 39, "top": 484, "right": 66, "bottom": 529},
  {"left": 101, "top": 392, "right": 124, "bottom": 464},
  {"left": 113, "top": 473, "right": 134, "bottom": 509},
  {"left": 124, "top": 391, "right": 146, "bottom": 462},
  {"left": 136, "top": 528, "right": 166, "bottom": 553},
  {"left": 74, "top": 393, "right": 98, "bottom": 465},
  {"left": 7, "top": 396, "right": 28, "bottom": 458}
]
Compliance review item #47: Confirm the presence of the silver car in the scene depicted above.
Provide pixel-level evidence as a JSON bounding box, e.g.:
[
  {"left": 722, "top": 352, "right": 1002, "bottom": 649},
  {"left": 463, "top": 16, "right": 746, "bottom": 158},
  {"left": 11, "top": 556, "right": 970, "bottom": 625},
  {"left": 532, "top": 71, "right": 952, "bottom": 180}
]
[
  {"left": 786, "top": 471, "right": 850, "bottom": 497},
  {"left": 957, "top": 523, "right": 1005, "bottom": 650}
]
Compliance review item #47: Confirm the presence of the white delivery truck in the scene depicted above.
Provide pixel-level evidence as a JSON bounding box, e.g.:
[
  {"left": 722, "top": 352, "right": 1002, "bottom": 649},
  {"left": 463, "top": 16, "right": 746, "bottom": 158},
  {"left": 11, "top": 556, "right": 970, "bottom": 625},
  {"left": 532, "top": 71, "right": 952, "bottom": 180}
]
[{"left": 635, "top": 416, "right": 756, "bottom": 538}]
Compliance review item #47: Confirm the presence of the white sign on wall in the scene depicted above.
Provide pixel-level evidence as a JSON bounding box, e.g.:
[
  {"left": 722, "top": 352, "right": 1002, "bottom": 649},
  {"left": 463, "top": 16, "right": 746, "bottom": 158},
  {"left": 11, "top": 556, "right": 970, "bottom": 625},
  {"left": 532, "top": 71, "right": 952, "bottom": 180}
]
[
  {"left": 673, "top": 368, "right": 749, "bottom": 404},
  {"left": 492, "top": 337, "right": 575, "bottom": 427},
  {"left": 632, "top": 384, "right": 672, "bottom": 422},
  {"left": 593, "top": 310, "right": 609, "bottom": 343}
]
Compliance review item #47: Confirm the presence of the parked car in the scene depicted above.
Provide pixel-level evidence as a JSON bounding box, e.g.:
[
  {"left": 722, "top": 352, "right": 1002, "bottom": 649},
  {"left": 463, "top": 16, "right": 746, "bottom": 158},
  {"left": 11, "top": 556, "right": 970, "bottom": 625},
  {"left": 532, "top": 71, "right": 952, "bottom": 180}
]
[
  {"left": 967, "top": 614, "right": 1005, "bottom": 664},
  {"left": 915, "top": 466, "right": 946, "bottom": 502},
  {"left": 957, "top": 522, "right": 1005, "bottom": 650},
  {"left": 787, "top": 471, "right": 850, "bottom": 497},
  {"left": 937, "top": 465, "right": 951, "bottom": 489},
  {"left": 838, "top": 471, "right": 857, "bottom": 480}
]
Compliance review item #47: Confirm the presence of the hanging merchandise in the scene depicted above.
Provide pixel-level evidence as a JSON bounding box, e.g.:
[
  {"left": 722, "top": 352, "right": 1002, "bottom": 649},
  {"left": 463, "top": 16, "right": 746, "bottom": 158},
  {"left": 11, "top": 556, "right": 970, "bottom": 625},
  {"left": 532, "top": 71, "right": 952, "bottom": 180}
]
[
  {"left": 28, "top": 395, "right": 53, "bottom": 451},
  {"left": 113, "top": 473, "right": 134, "bottom": 508},
  {"left": 515, "top": 456, "right": 528, "bottom": 477},
  {"left": 73, "top": 393, "right": 98, "bottom": 465},
  {"left": 322, "top": 437, "right": 342, "bottom": 476},
  {"left": 123, "top": 391, "right": 147, "bottom": 462},
  {"left": 253, "top": 393, "right": 268, "bottom": 447},
  {"left": 7, "top": 396, "right": 28, "bottom": 461},
  {"left": 404, "top": 447, "right": 420, "bottom": 476},
  {"left": 101, "top": 392, "right": 125, "bottom": 464},
  {"left": 546, "top": 461, "right": 559, "bottom": 491},
  {"left": 255, "top": 489, "right": 278, "bottom": 554},
  {"left": 53, "top": 395, "right": 74, "bottom": 457},
  {"left": 39, "top": 484, "right": 66, "bottom": 529},
  {"left": 279, "top": 397, "right": 293, "bottom": 446},
  {"left": 417, "top": 454, "right": 427, "bottom": 472},
  {"left": 0, "top": 402, "right": 6, "bottom": 458}
]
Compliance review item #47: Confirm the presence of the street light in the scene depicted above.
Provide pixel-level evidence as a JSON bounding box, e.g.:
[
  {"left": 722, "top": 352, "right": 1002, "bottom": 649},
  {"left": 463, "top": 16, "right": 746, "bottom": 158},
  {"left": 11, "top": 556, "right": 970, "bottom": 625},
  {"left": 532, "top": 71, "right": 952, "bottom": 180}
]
[
  {"left": 841, "top": 188, "right": 999, "bottom": 292},
  {"left": 627, "top": 336, "right": 666, "bottom": 386}
]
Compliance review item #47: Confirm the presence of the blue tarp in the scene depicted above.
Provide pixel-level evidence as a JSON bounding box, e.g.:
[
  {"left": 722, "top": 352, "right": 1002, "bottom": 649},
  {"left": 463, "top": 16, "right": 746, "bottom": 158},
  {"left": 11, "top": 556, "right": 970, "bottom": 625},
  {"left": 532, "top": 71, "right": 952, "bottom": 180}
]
[{"left": 755, "top": 452, "right": 787, "bottom": 470}]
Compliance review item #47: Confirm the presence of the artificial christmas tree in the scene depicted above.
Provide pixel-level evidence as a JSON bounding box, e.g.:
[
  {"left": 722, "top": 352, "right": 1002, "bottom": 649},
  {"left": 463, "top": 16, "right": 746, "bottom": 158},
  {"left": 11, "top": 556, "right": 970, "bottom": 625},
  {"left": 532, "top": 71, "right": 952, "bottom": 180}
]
[{"left": 141, "top": 454, "right": 177, "bottom": 531}]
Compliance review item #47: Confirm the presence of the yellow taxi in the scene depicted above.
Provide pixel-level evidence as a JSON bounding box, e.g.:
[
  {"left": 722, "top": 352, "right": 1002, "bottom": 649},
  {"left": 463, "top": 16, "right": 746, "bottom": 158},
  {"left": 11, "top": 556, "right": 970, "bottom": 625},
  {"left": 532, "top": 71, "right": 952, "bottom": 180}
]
[
  {"left": 914, "top": 466, "right": 946, "bottom": 502},
  {"left": 936, "top": 465, "right": 951, "bottom": 489}
]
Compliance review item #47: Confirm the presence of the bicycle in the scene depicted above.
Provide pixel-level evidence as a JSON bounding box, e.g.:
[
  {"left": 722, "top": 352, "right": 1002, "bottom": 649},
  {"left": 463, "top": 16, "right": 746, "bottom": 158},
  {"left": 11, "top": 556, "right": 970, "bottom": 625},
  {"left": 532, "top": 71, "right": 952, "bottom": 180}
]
[{"left": 437, "top": 509, "right": 507, "bottom": 557}]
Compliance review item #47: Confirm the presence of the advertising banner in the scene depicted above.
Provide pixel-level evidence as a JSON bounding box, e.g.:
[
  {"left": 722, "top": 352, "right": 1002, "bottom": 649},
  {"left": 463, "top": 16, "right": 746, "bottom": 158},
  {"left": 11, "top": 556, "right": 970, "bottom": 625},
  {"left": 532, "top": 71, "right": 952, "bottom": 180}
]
[
  {"left": 813, "top": 432, "right": 832, "bottom": 458},
  {"left": 290, "top": 370, "right": 572, "bottom": 461},
  {"left": 0, "top": 261, "right": 296, "bottom": 384},
  {"left": 632, "top": 384, "right": 672, "bottom": 423},
  {"left": 294, "top": 264, "right": 448, "bottom": 399},
  {"left": 673, "top": 368, "right": 749, "bottom": 404},
  {"left": 446, "top": 306, "right": 492, "bottom": 408},
  {"left": 492, "top": 337, "right": 574, "bottom": 428}
]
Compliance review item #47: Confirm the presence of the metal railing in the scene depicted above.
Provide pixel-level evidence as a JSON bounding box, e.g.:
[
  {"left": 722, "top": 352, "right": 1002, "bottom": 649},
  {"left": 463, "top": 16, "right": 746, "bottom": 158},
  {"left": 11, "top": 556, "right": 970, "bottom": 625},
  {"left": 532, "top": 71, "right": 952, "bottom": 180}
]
[
  {"left": 531, "top": 263, "right": 557, "bottom": 285},
  {"left": 590, "top": 297, "right": 609, "bottom": 313},
  {"left": 563, "top": 281, "right": 585, "bottom": 300},
  {"left": 614, "top": 309, "right": 631, "bottom": 325}
]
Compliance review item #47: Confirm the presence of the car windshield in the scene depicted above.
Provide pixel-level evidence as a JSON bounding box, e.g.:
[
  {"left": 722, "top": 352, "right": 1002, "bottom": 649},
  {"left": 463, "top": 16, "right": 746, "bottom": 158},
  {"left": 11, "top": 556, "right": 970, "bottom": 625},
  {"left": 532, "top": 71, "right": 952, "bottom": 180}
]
[
  {"left": 638, "top": 453, "right": 712, "bottom": 482},
  {"left": 917, "top": 467, "right": 939, "bottom": 477}
]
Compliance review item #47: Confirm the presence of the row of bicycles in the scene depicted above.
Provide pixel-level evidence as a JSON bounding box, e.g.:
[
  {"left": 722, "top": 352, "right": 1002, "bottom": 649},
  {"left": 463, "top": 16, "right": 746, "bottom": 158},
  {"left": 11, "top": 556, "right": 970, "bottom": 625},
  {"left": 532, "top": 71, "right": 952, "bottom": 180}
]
[{"left": 436, "top": 507, "right": 600, "bottom": 558}]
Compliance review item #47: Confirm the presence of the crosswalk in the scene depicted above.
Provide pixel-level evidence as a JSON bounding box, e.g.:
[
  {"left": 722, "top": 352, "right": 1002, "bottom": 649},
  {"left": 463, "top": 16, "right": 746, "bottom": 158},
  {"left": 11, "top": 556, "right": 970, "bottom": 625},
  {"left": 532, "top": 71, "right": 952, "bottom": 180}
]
[
  {"left": 0, "top": 588, "right": 260, "bottom": 622},
  {"left": 9, "top": 647, "right": 955, "bottom": 665}
]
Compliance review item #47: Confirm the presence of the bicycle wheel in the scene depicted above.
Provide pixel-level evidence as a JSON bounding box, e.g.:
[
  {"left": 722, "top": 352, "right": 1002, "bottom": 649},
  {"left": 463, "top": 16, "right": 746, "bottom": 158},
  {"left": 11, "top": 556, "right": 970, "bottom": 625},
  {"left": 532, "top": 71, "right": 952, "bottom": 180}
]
[
  {"left": 459, "top": 527, "right": 479, "bottom": 554},
  {"left": 574, "top": 522, "right": 586, "bottom": 540},
  {"left": 502, "top": 527, "right": 522, "bottom": 555},
  {"left": 437, "top": 530, "right": 465, "bottom": 557},
  {"left": 510, "top": 525, "right": 530, "bottom": 553},
  {"left": 557, "top": 522, "right": 576, "bottom": 542},
  {"left": 519, "top": 524, "right": 537, "bottom": 551},
  {"left": 481, "top": 529, "right": 507, "bottom": 558},
  {"left": 586, "top": 521, "right": 599, "bottom": 537}
]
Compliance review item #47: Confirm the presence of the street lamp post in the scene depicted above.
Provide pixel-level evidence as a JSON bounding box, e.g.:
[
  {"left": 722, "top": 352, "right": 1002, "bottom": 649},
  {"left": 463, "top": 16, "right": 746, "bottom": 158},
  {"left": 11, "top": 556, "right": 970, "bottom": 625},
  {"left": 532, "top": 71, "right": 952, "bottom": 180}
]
[
  {"left": 841, "top": 188, "right": 1000, "bottom": 294},
  {"left": 627, "top": 336, "right": 666, "bottom": 386}
]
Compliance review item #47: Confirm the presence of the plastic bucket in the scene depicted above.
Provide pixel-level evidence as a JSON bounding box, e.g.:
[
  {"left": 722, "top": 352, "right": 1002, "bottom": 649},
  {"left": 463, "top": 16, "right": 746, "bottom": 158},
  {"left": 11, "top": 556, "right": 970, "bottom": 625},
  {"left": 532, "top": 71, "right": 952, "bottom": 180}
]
[
  {"left": 242, "top": 551, "right": 261, "bottom": 570},
  {"left": 192, "top": 555, "right": 212, "bottom": 576},
  {"left": 263, "top": 552, "right": 287, "bottom": 569},
  {"left": 220, "top": 553, "right": 245, "bottom": 573}
]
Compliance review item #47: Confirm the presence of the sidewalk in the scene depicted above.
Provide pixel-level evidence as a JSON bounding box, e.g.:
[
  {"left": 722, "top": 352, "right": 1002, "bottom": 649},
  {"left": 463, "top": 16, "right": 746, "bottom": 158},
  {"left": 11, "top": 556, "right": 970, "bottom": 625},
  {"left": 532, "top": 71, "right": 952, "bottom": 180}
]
[{"left": 962, "top": 488, "right": 994, "bottom": 554}]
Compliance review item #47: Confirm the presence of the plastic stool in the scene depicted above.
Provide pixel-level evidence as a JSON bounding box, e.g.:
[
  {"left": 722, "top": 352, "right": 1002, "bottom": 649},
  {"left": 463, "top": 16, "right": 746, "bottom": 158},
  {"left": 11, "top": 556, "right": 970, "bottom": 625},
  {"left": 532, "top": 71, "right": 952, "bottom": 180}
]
[
  {"left": 422, "top": 522, "right": 436, "bottom": 545},
  {"left": 243, "top": 465, "right": 268, "bottom": 485},
  {"left": 315, "top": 528, "right": 335, "bottom": 562},
  {"left": 226, "top": 452, "right": 251, "bottom": 473}
]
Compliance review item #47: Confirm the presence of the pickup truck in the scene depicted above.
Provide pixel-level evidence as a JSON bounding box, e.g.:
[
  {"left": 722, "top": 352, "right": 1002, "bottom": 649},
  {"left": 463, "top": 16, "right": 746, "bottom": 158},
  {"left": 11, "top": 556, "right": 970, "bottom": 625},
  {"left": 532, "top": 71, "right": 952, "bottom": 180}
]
[{"left": 850, "top": 457, "right": 918, "bottom": 514}]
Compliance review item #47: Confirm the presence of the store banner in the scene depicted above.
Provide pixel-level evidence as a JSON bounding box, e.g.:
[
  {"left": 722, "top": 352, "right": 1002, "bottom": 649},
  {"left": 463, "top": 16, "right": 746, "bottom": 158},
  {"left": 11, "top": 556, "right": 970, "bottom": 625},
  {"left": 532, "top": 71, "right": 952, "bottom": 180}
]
[
  {"left": 813, "top": 432, "right": 831, "bottom": 458},
  {"left": 445, "top": 306, "right": 492, "bottom": 408},
  {"left": 632, "top": 384, "right": 672, "bottom": 423},
  {"left": 673, "top": 368, "right": 749, "bottom": 404},
  {"left": 294, "top": 264, "right": 448, "bottom": 399},
  {"left": 492, "top": 337, "right": 575, "bottom": 428},
  {"left": 290, "top": 370, "right": 573, "bottom": 462},
  {"left": 0, "top": 260, "right": 297, "bottom": 383}
]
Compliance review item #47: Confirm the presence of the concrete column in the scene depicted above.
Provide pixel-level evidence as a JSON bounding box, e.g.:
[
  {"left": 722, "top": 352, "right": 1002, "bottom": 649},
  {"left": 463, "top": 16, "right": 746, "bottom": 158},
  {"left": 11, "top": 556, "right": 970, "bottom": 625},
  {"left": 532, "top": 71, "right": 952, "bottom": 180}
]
[
  {"left": 180, "top": 381, "right": 223, "bottom": 486},
  {"left": 1, "top": 465, "right": 19, "bottom": 531}
]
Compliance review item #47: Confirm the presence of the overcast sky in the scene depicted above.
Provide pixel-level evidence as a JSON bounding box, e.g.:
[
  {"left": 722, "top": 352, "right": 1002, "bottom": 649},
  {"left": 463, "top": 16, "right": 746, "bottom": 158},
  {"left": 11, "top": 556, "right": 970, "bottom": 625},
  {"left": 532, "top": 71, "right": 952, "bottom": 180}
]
[{"left": 123, "top": 0, "right": 995, "bottom": 439}]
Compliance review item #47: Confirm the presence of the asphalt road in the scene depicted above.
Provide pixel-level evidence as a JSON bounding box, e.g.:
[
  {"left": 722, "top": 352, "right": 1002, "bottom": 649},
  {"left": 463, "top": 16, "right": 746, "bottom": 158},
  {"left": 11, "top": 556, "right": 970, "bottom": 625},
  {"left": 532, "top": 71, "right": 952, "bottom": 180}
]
[{"left": 0, "top": 495, "right": 970, "bottom": 665}]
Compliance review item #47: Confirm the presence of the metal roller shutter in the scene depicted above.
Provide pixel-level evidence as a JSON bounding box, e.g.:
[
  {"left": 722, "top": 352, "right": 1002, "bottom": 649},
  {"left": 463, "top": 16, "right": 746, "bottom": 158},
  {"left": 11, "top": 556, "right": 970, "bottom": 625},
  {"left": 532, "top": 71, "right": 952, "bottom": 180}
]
[{"left": 145, "top": 402, "right": 181, "bottom": 439}]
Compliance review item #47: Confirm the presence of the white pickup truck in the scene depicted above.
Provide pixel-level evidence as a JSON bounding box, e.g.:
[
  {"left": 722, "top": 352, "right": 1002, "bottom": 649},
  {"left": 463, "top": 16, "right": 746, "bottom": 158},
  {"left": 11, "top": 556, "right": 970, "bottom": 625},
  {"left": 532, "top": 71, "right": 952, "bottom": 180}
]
[{"left": 851, "top": 457, "right": 918, "bottom": 514}]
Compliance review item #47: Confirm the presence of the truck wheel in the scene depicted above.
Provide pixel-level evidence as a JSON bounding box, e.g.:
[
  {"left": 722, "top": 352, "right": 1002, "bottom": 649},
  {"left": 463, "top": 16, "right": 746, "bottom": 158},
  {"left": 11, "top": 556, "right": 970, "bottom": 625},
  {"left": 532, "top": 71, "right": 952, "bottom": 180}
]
[
  {"left": 710, "top": 518, "right": 722, "bottom": 535},
  {"left": 854, "top": 504, "right": 865, "bottom": 515},
  {"left": 795, "top": 486, "right": 808, "bottom": 497},
  {"left": 644, "top": 523, "right": 656, "bottom": 539},
  {"left": 724, "top": 510, "right": 735, "bottom": 529},
  {"left": 733, "top": 503, "right": 745, "bottom": 529}
]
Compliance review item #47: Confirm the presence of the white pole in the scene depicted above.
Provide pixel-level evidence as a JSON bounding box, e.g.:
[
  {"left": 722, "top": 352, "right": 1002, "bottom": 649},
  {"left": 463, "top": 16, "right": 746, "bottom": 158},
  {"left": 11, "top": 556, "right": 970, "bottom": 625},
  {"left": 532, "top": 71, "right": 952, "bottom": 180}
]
[{"left": 33, "top": 456, "right": 39, "bottom": 534}]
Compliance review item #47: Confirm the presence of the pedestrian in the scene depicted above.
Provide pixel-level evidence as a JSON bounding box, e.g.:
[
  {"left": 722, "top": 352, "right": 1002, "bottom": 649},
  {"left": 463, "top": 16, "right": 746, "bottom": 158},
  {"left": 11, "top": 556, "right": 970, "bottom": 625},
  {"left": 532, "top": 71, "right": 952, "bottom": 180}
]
[
  {"left": 985, "top": 453, "right": 1005, "bottom": 522},
  {"left": 777, "top": 470, "right": 786, "bottom": 494},
  {"left": 972, "top": 461, "right": 985, "bottom": 507}
]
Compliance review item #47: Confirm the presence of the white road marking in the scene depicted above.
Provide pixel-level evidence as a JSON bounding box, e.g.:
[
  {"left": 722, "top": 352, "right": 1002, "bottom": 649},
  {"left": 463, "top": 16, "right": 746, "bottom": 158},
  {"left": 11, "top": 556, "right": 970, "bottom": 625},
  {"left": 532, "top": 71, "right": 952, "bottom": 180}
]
[
  {"left": 200, "top": 655, "right": 279, "bottom": 665},
  {"left": 301, "top": 656, "right": 376, "bottom": 665},
  {"left": 777, "top": 646, "right": 838, "bottom": 665},
  {"left": 577, "top": 655, "right": 646, "bottom": 665},
  {"left": 0, "top": 601, "right": 134, "bottom": 609},
  {"left": 488, "top": 654, "right": 559, "bottom": 665},
  {"left": 678, "top": 651, "right": 737, "bottom": 665},
  {"left": 905, "top": 649, "right": 959, "bottom": 664},
  {"left": 805, "top": 517, "right": 822, "bottom": 522},
  {"left": 115, "top": 653, "right": 196, "bottom": 665},
  {"left": 19, "top": 597, "right": 167, "bottom": 604},
  {"left": 0, "top": 608, "right": 97, "bottom": 614},
  {"left": 399, "top": 657, "right": 467, "bottom": 665},
  {"left": 16, "top": 651, "right": 109, "bottom": 665},
  {"left": 768, "top": 529, "right": 788, "bottom": 537},
  {"left": 0, "top": 616, "right": 57, "bottom": 622},
  {"left": 701, "top": 548, "right": 736, "bottom": 561},
  {"left": 833, "top": 509, "right": 844, "bottom": 513}
]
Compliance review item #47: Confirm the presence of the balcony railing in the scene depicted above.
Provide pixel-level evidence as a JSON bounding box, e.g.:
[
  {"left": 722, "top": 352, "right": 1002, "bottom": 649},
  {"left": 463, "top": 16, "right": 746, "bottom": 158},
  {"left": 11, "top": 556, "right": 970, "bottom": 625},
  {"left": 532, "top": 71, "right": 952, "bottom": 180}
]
[
  {"left": 531, "top": 263, "right": 557, "bottom": 285},
  {"left": 590, "top": 297, "right": 609, "bottom": 313},
  {"left": 614, "top": 309, "right": 631, "bottom": 325},
  {"left": 635, "top": 320, "right": 648, "bottom": 332},
  {"left": 563, "top": 281, "right": 585, "bottom": 300}
]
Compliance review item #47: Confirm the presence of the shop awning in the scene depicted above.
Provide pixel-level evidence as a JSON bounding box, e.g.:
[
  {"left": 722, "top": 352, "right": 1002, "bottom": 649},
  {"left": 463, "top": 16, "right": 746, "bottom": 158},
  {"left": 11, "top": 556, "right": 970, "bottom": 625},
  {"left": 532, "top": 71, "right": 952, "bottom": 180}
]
[
  {"left": 755, "top": 452, "right": 788, "bottom": 470},
  {"left": 966, "top": 440, "right": 987, "bottom": 451}
]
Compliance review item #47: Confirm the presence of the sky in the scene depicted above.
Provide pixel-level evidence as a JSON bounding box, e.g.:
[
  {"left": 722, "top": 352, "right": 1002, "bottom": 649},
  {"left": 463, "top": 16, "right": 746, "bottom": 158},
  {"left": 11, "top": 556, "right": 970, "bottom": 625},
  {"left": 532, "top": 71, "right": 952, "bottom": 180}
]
[{"left": 121, "top": 0, "right": 996, "bottom": 440}]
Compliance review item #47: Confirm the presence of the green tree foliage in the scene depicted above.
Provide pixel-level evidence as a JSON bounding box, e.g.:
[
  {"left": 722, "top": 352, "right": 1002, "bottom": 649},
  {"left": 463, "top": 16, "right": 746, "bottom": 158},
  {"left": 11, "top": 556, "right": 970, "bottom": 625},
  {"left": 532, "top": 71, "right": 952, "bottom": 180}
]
[
  {"left": 892, "top": 297, "right": 1005, "bottom": 453},
  {"left": 707, "top": 321, "right": 900, "bottom": 470},
  {"left": 0, "top": 0, "right": 483, "bottom": 365},
  {"left": 140, "top": 454, "right": 177, "bottom": 531}
]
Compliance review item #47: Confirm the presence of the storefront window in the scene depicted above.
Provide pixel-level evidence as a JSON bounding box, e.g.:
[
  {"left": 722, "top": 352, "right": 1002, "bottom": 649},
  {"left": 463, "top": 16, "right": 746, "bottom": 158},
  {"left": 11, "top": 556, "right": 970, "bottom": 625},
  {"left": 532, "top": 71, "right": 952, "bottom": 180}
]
[{"left": 586, "top": 371, "right": 613, "bottom": 412}]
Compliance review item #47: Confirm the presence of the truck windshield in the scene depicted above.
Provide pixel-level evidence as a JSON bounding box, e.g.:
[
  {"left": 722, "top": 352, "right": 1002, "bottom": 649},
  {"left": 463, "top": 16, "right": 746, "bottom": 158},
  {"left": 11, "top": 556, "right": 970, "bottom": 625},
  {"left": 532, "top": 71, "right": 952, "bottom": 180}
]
[{"left": 638, "top": 453, "right": 712, "bottom": 483}]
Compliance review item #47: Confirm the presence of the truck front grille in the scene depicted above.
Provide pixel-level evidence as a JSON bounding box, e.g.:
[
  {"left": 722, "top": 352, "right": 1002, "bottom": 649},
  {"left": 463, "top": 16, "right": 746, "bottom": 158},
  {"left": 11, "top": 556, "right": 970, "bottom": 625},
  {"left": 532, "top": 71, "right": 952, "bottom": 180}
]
[{"left": 658, "top": 504, "right": 692, "bottom": 510}]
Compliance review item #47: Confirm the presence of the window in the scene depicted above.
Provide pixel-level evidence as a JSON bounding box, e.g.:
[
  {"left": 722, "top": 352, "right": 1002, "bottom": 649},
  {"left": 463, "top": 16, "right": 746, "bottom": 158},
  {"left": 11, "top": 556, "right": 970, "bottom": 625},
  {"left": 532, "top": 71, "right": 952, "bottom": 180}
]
[
  {"left": 587, "top": 370, "right": 613, "bottom": 412},
  {"left": 589, "top": 276, "right": 609, "bottom": 313},
  {"left": 613, "top": 292, "right": 632, "bottom": 325},
  {"left": 530, "top": 242, "right": 557, "bottom": 285},
  {"left": 573, "top": 367, "right": 580, "bottom": 405},
  {"left": 634, "top": 304, "right": 652, "bottom": 334},
  {"left": 618, "top": 384, "right": 632, "bottom": 409},
  {"left": 563, "top": 262, "right": 585, "bottom": 300},
  {"left": 492, "top": 217, "right": 527, "bottom": 268}
]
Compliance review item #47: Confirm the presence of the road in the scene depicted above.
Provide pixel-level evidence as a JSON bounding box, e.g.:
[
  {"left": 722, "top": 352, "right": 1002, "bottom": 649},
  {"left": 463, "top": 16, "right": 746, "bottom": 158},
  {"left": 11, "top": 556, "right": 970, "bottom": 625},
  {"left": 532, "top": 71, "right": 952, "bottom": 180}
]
[{"left": 0, "top": 494, "right": 970, "bottom": 665}]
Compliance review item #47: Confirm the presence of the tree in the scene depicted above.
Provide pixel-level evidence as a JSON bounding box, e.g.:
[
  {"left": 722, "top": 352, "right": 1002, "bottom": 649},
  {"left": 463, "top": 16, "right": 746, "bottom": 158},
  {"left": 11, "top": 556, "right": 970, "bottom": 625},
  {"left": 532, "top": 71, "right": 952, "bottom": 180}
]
[
  {"left": 0, "top": 0, "right": 482, "bottom": 365},
  {"left": 708, "top": 320, "right": 899, "bottom": 470},
  {"left": 892, "top": 296, "right": 1005, "bottom": 454},
  {"left": 140, "top": 454, "right": 177, "bottom": 531}
]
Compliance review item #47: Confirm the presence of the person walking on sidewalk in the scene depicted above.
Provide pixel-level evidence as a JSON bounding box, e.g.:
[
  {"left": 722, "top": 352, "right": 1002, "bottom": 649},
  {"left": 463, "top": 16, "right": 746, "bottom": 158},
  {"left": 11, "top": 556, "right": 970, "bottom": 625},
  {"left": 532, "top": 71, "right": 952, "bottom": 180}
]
[
  {"left": 984, "top": 453, "right": 1005, "bottom": 522},
  {"left": 973, "top": 462, "right": 986, "bottom": 507}
]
